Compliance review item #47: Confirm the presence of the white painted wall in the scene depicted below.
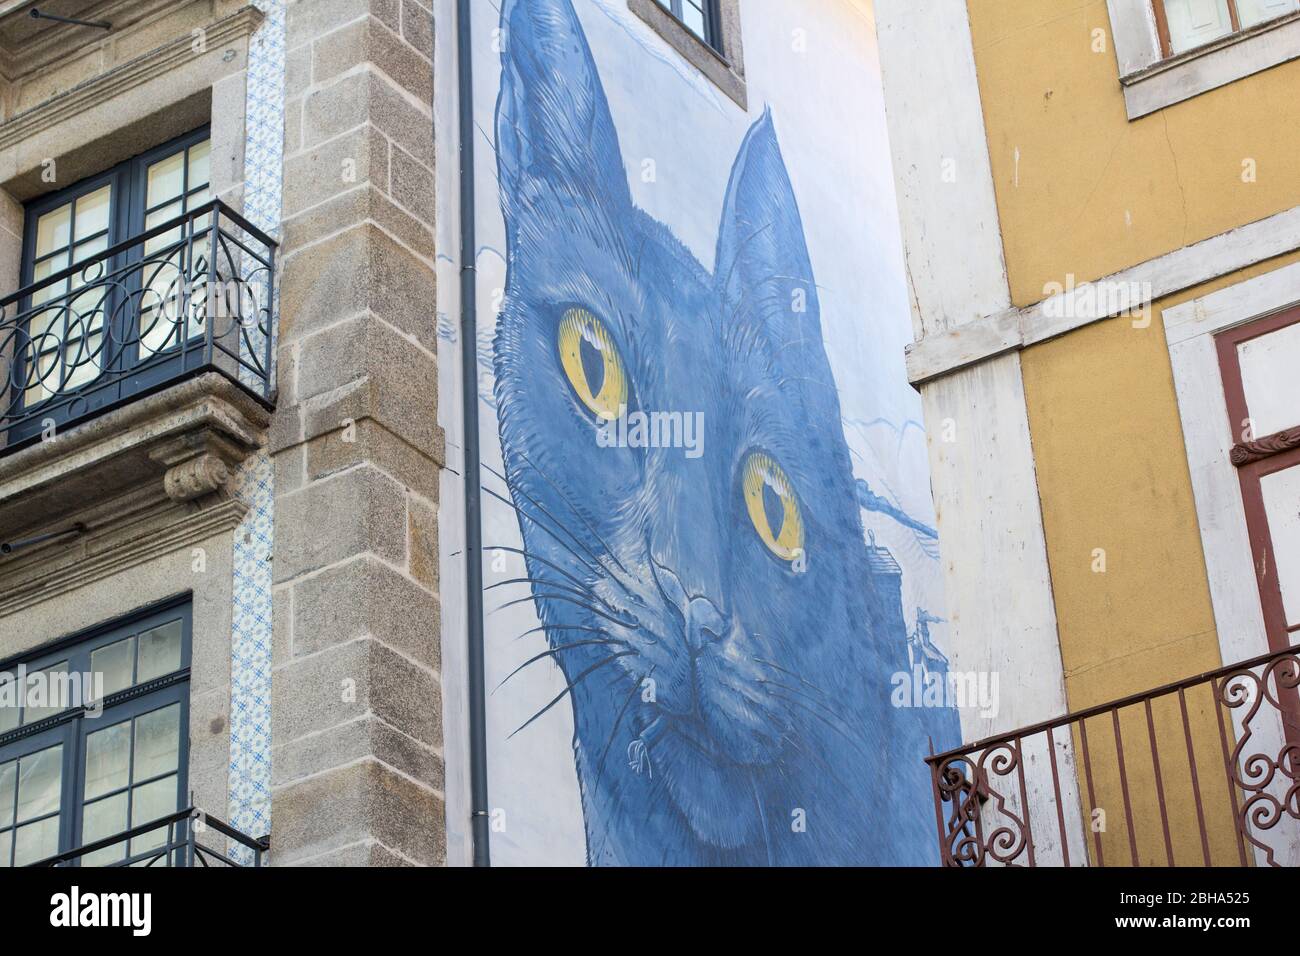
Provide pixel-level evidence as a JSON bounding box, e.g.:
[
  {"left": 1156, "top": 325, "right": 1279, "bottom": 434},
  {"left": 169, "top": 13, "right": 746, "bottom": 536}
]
[
  {"left": 436, "top": 0, "right": 955, "bottom": 865},
  {"left": 875, "top": 0, "right": 1084, "bottom": 866}
]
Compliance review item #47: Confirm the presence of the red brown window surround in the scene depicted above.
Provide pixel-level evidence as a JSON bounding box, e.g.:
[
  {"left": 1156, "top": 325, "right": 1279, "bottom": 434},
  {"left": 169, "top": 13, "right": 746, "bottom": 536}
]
[
  {"left": 1152, "top": 0, "right": 1299, "bottom": 58},
  {"left": 1217, "top": 304, "right": 1300, "bottom": 653}
]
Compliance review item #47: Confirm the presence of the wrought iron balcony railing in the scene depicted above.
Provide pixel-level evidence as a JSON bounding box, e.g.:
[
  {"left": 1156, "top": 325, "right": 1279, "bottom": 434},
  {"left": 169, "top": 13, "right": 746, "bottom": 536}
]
[
  {"left": 927, "top": 644, "right": 1300, "bottom": 866},
  {"left": 0, "top": 199, "right": 277, "bottom": 454},
  {"left": 27, "top": 808, "right": 269, "bottom": 868}
]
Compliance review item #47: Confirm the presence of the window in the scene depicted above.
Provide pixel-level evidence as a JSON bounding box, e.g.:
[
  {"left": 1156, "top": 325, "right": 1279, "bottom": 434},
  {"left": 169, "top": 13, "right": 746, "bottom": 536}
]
[
  {"left": 652, "top": 0, "right": 720, "bottom": 50},
  {"left": 12, "top": 127, "right": 212, "bottom": 441},
  {"left": 0, "top": 601, "right": 190, "bottom": 866},
  {"left": 1111, "top": 0, "right": 1300, "bottom": 117},
  {"left": 1217, "top": 307, "right": 1300, "bottom": 652},
  {"left": 630, "top": 0, "right": 745, "bottom": 109},
  {"left": 1154, "top": 0, "right": 1300, "bottom": 56}
]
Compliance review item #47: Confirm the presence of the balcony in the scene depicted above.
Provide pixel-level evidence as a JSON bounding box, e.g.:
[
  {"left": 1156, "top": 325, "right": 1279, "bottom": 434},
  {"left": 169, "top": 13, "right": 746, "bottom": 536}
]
[
  {"left": 0, "top": 201, "right": 277, "bottom": 557},
  {"left": 0, "top": 199, "right": 276, "bottom": 456},
  {"left": 27, "top": 808, "right": 269, "bottom": 868},
  {"left": 927, "top": 644, "right": 1300, "bottom": 866}
]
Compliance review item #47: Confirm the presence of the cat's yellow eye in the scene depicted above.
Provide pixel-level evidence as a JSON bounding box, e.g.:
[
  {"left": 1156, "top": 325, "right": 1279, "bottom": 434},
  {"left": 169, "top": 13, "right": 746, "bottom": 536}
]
[
  {"left": 742, "top": 452, "right": 805, "bottom": 563},
  {"left": 557, "top": 308, "right": 629, "bottom": 421}
]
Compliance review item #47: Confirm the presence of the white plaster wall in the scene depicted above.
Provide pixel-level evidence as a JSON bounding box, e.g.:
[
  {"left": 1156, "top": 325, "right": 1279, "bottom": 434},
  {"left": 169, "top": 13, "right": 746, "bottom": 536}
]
[{"left": 437, "top": 0, "right": 951, "bottom": 865}]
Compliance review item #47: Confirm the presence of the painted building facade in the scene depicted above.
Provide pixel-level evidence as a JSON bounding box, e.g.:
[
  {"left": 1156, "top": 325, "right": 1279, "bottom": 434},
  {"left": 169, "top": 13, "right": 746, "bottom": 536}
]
[
  {"left": 435, "top": 0, "right": 959, "bottom": 866},
  {"left": 878, "top": 0, "right": 1300, "bottom": 866},
  {"left": 0, "top": 0, "right": 958, "bottom": 868}
]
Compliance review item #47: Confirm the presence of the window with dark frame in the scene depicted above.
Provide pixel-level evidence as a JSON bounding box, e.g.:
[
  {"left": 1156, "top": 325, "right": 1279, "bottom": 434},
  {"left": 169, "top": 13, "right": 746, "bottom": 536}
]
[
  {"left": 652, "top": 0, "right": 721, "bottom": 52},
  {"left": 1152, "top": 0, "right": 1299, "bottom": 57},
  {"left": 1217, "top": 306, "right": 1300, "bottom": 654},
  {"left": 0, "top": 600, "right": 191, "bottom": 867},
  {"left": 12, "top": 127, "right": 213, "bottom": 441}
]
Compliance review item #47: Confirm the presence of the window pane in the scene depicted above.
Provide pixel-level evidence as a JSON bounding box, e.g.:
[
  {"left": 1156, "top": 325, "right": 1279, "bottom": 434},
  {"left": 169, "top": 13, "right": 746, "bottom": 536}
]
[
  {"left": 24, "top": 344, "right": 61, "bottom": 407},
  {"left": 0, "top": 761, "right": 14, "bottom": 828},
  {"left": 74, "top": 186, "right": 112, "bottom": 242},
  {"left": 1236, "top": 0, "right": 1299, "bottom": 28},
  {"left": 0, "top": 676, "right": 17, "bottom": 733},
  {"left": 84, "top": 720, "right": 131, "bottom": 799},
  {"left": 138, "top": 254, "right": 184, "bottom": 357},
  {"left": 1236, "top": 321, "right": 1300, "bottom": 438},
  {"left": 137, "top": 621, "right": 182, "bottom": 683},
  {"left": 22, "top": 662, "right": 69, "bottom": 724},
  {"left": 133, "top": 704, "right": 180, "bottom": 781},
  {"left": 189, "top": 187, "right": 211, "bottom": 229},
  {"left": 13, "top": 816, "right": 59, "bottom": 865},
  {"left": 129, "top": 775, "right": 177, "bottom": 856},
  {"left": 1260, "top": 464, "right": 1300, "bottom": 630},
  {"left": 31, "top": 253, "right": 70, "bottom": 306},
  {"left": 681, "top": 0, "right": 707, "bottom": 38},
  {"left": 60, "top": 324, "right": 104, "bottom": 392},
  {"left": 188, "top": 140, "right": 211, "bottom": 190},
  {"left": 0, "top": 829, "right": 10, "bottom": 867},
  {"left": 90, "top": 637, "right": 135, "bottom": 698},
  {"left": 16, "top": 745, "right": 62, "bottom": 822},
  {"left": 71, "top": 237, "right": 109, "bottom": 283},
  {"left": 81, "top": 793, "right": 128, "bottom": 866},
  {"left": 1163, "top": 0, "right": 1234, "bottom": 53},
  {"left": 35, "top": 205, "right": 71, "bottom": 258},
  {"left": 144, "top": 200, "right": 184, "bottom": 260},
  {"left": 147, "top": 151, "right": 186, "bottom": 209}
]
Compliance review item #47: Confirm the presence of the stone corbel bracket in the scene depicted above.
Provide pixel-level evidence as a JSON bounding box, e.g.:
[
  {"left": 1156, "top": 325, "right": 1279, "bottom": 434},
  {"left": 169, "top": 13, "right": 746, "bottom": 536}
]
[
  {"left": 0, "top": 372, "right": 270, "bottom": 544},
  {"left": 150, "top": 430, "right": 249, "bottom": 502}
]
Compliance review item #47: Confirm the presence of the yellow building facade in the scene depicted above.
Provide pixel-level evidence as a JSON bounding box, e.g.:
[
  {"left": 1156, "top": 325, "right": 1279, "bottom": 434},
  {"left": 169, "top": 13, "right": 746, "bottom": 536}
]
[{"left": 878, "top": 0, "right": 1300, "bottom": 866}]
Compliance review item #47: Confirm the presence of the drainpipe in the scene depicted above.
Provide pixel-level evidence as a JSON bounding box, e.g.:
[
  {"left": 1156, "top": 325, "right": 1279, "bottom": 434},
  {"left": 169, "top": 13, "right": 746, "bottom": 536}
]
[{"left": 456, "top": 0, "right": 491, "bottom": 867}]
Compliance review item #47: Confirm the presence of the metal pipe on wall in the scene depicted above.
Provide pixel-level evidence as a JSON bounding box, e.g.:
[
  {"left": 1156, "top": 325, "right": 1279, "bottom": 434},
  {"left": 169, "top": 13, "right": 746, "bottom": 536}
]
[{"left": 456, "top": 0, "right": 491, "bottom": 867}]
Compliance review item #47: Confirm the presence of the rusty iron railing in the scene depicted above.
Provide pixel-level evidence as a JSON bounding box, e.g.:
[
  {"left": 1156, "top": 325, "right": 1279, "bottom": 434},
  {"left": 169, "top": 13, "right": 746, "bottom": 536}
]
[{"left": 927, "top": 644, "right": 1300, "bottom": 866}]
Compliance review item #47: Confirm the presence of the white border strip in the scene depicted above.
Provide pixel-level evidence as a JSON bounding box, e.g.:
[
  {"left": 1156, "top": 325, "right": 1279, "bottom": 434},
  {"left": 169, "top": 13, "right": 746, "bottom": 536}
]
[
  {"left": 1164, "top": 261, "right": 1300, "bottom": 669},
  {"left": 908, "top": 203, "right": 1300, "bottom": 385}
]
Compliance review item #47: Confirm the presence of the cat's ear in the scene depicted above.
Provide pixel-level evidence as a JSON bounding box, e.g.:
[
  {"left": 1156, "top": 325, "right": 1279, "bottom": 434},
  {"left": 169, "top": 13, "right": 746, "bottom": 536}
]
[
  {"left": 495, "top": 0, "right": 632, "bottom": 215},
  {"left": 715, "top": 111, "right": 820, "bottom": 342}
]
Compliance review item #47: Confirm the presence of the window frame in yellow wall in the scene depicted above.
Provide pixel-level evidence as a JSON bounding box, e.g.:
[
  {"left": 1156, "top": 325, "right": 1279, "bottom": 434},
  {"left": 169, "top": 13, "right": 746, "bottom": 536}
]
[
  {"left": 1164, "top": 261, "right": 1300, "bottom": 682},
  {"left": 1107, "top": 0, "right": 1300, "bottom": 118},
  {"left": 1152, "top": 0, "right": 1300, "bottom": 57},
  {"left": 1216, "top": 306, "right": 1300, "bottom": 652}
]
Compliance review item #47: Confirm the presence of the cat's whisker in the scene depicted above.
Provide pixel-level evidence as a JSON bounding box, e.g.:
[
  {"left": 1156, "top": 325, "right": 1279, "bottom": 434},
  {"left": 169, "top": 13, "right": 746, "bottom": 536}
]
[
  {"left": 748, "top": 770, "right": 775, "bottom": 867},
  {"left": 722, "top": 290, "right": 787, "bottom": 355},
  {"left": 507, "top": 623, "right": 607, "bottom": 644},
  {"left": 595, "top": 667, "right": 654, "bottom": 781},
  {"left": 493, "top": 637, "right": 629, "bottom": 693},
  {"left": 479, "top": 484, "right": 604, "bottom": 577},
  {"left": 492, "top": 591, "right": 638, "bottom": 630},
  {"left": 480, "top": 465, "right": 626, "bottom": 585},
  {"left": 480, "top": 543, "right": 601, "bottom": 597},
  {"left": 773, "top": 374, "right": 841, "bottom": 397},
  {"left": 764, "top": 688, "right": 873, "bottom": 759},
  {"left": 514, "top": 452, "right": 634, "bottom": 580},
  {"left": 758, "top": 677, "right": 852, "bottom": 725},
  {"left": 717, "top": 220, "right": 776, "bottom": 321},
  {"left": 483, "top": 576, "right": 625, "bottom": 618},
  {"left": 507, "top": 651, "right": 639, "bottom": 740},
  {"left": 751, "top": 656, "right": 830, "bottom": 698}
]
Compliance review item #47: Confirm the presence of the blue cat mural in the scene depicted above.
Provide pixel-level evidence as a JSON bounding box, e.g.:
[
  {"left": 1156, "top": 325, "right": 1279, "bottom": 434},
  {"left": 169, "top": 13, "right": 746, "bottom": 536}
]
[{"left": 491, "top": 0, "right": 957, "bottom": 865}]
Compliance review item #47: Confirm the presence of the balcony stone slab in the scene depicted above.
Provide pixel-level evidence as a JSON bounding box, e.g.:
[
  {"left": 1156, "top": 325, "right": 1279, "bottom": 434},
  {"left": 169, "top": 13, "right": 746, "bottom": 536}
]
[{"left": 0, "top": 371, "right": 269, "bottom": 545}]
